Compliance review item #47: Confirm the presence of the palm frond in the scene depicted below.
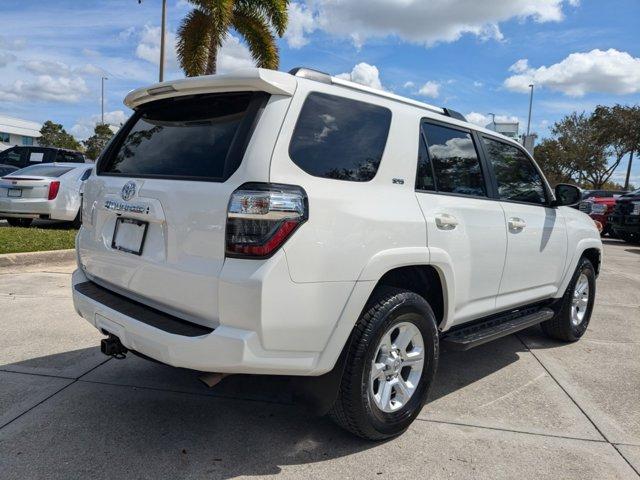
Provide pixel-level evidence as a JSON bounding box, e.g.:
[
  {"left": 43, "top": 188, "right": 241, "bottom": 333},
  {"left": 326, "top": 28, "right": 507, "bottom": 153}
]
[
  {"left": 232, "top": 10, "right": 279, "bottom": 69},
  {"left": 176, "top": 9, "right": 212, "bottom": 76},
  {"left": 234, "top": 0, "right": 289, "bottom": 36}
]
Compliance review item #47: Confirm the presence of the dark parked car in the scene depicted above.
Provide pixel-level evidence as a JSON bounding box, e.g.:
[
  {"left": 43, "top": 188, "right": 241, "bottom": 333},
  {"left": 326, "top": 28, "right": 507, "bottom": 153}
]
[
  {"left": 609, "top": 189, "right": 640, "bottom": 243},
  {"left": 0, "top": 146, "right": 85, "bottom": 175}
]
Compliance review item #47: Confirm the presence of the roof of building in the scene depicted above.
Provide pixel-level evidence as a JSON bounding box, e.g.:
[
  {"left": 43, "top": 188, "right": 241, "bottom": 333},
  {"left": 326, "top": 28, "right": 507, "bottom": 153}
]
[{"left": 0, "top": 115, "right": 42, "bottom": 138}]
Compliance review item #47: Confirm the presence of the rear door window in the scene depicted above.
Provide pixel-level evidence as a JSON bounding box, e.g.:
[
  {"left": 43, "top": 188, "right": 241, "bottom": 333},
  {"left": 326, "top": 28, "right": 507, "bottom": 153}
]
[
  {"left": 482, "top": 137, "right": 547, "bottom": 205},
  {"left": 289, "top": 92, "right": 392, "bottom": 182},
  {"left": 421, "top": 122, "right": 487, "bottom": 196},
  {"left": 99, "top": 92, "right": 263, "bottom": 181}
]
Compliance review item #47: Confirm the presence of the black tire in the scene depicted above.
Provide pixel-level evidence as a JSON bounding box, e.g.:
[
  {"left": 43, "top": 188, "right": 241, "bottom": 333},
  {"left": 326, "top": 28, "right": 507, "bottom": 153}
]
[
  {"left": 329, "top": 287, "right": 439, "bottom": 440},
  {"left": 6, "top": 218, "right": 33, "bottom": 227},
  {"left": 541, "top": 257, "right": 596, "bottom": 342},
  {"left": 71, "top": 209, "right": 82, "bottom": 229},
  {"left": 619, "top": 231, "right": 638, "bottom": 244}
]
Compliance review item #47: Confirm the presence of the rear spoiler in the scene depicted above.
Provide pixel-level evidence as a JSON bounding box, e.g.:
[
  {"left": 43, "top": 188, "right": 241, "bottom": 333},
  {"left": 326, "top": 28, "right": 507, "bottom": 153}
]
[{"left": 124, "top": 68, "right": 297, "bottom": 109}]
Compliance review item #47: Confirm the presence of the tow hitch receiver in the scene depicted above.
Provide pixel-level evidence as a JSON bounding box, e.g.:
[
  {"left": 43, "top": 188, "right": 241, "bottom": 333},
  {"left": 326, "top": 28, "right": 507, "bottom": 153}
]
[{"left": 100, "top": 334, "right": 128, "bottom": 359}]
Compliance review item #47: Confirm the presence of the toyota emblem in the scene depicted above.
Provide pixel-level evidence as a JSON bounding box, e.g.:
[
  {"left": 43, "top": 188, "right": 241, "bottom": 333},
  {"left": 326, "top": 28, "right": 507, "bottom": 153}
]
[{"left": 121, "top": 181, "right": 136, "bottom": 201}]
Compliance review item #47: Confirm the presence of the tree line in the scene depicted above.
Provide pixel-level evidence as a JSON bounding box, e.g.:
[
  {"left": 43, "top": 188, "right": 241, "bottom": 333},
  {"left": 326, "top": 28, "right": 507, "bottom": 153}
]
[
  {"left": 534, "top": 104, "right": 640, "bottom": 190},
  {"left": 38, "top": 121, "right": 115, "bottom": 161}
]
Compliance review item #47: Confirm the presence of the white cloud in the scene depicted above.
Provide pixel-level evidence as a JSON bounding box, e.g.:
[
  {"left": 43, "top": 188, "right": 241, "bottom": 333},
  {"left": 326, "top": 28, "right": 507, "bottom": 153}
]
[
  {"left": 504, "top": 49, "right": 640, "bottom": 96},
  {"left": 0, "top": 75, "right": 89, "bottom": 103},
  {"left": 0, "top": 52, "right": 16, "bottom": 68},
  {"left": 217, "top": 35, "right": 255, "bottom": 72},
  {"left": 418, "top": 81, "right": 440, "bottom": 98},
  {"left": 0, "top": 35, "right": 27, "bottom": 50},
  {"left": 336, "top": 63, "right": 383, "bottom": 90},
  {"left": 509, "top": 58, "right": 530, "bottom": 73},
  {"left": 403, "top": 81, "right": 415, "bottom": 89},
  {"left": 466, "top": 112, "right": 519, "bottom": 127},
  {"left": 473, "top": 81, "right": 483, "bottom": 87},
  {"left": 285, "top": 3, "right": 317, "bottom": 48},
  {"left": 22, "top": 60, "right": 72, "bottom": 76},
  {"left": 290, "top": 0, "right": 575, "bottom": 48},
  {"left": 71, "top": 110, "right": 129, "bottom": 140}
]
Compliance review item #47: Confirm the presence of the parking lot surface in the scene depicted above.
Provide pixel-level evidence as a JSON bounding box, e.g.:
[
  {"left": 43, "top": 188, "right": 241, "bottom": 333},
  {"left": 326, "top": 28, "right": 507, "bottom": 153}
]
[{"left": 0, "top": 240, "right": 639, "bottom": 479}]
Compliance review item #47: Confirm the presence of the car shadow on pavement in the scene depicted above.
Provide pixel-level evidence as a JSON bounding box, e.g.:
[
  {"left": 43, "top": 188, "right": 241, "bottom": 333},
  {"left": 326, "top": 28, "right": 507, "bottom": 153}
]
[{"left": 0, "top": 328, "right": 568, "bottom": 478}]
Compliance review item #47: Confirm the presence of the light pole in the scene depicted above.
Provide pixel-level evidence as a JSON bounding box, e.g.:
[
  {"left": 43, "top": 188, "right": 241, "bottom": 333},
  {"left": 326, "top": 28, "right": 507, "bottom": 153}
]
[
  {"left": 138, "top": 0, "right": 167, "bottom": 82},
  {"left": 101, "top": 76, "right": 108, "bottom": 125},
  {"left": 526, "top": 84, "right": 534, "bottom": 137},
  {"left": 487, "top": 112, "right": 496, "bottom": 127}
]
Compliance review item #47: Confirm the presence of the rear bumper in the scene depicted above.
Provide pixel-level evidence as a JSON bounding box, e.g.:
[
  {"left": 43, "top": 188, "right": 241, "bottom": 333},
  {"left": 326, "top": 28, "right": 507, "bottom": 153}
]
[
  {"left": 0, "top": 198, "right": 53, "bottom": 217},
  {"left": 72, "top": 256, "right": 356, "bottom": 375}
]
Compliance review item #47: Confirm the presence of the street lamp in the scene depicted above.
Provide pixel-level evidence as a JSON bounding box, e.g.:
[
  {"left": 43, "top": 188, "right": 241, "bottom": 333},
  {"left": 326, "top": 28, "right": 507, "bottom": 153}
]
[
  {"left": 138, "top": 0, "right": 167, "bottom": 82},
  {"left": 101, "top": 76, "right": 108, "bottom": 125},
  {"left": 526, "top": 84, "right": 534, "bottom": 137}
]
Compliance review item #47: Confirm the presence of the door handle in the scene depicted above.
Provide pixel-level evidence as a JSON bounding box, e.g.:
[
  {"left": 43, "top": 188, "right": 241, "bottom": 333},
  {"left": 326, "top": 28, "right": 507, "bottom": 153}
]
[
  {"left": 435, "top": 213, "right": 459, "bottom": 230},
  {"left": 508, "top": 217, "right": 526, "bottom": 230}
]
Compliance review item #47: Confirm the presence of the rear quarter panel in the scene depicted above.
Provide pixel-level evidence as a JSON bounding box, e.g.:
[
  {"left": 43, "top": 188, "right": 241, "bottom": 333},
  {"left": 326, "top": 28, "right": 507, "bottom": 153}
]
[{"left": 269, "top": 80, "right": 427, "bottom": 283}]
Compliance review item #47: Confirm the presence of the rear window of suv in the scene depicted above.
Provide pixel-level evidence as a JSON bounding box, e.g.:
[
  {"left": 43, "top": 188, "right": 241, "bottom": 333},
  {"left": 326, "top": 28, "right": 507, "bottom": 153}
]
[
  {"left": 98, "top": 92, "right": 264, "bottom": 181},
  {"left": 289, "top": 92, "right": 392, "bottom": 182}
]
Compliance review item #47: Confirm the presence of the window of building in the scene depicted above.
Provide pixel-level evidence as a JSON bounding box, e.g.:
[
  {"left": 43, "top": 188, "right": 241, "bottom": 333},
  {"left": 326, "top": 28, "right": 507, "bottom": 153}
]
[
  {"left": 22, "top": 136, "right": 34, "bottom": 146},
  {"left": 289, "top": 92, "right": 392, "bottom": 182},
  {"left": 482, "top": 137, "right": 547, "bottom": 205},
  {"left": 0, "top": 132, "right": 10, "bottom": 143},
  {"left": 421, "top": 122, "right": 487, "bottom": 197}
]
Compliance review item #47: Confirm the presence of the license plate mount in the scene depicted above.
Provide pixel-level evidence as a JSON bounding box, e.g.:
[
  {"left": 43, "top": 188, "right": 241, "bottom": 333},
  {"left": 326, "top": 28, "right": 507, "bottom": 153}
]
[
  {"left": 112, "top": 217, "right": 148, "bottom": 256},
  {"left": 7, "top": 188, "right": 22, "bottom": 198}
]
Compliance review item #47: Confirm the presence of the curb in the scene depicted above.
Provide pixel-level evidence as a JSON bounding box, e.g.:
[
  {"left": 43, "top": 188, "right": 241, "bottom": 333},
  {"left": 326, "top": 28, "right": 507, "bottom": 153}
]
[{"left": 0, "top": 249, "right": 75, "bottom": 268}]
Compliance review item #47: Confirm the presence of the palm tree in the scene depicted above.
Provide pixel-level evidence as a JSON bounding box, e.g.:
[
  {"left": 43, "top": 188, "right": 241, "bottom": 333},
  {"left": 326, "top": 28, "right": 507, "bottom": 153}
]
[{"left": 177, "top": 0, "right": 289, "bottom": 76}]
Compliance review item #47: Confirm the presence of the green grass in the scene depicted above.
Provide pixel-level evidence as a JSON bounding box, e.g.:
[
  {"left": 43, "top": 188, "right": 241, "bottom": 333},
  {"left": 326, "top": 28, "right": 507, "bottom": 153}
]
[{"left": 0, "top": 225, "right": 77, "bottom": 254}]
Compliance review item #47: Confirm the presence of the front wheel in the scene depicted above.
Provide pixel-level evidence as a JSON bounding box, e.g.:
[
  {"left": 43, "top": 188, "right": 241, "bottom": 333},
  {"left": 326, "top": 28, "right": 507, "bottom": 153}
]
[
  {"left": 541, "top": 257, "right": 596, "bottom": 342},
  {"left": 329, "top": 288, "right": 439, "bottom": 440}
]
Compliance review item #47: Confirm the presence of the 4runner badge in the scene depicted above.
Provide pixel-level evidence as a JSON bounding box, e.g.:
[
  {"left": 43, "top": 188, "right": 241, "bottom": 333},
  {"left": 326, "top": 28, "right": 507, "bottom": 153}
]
[{"left": 121, "top": 181, "right": 137, "bottom": 201}]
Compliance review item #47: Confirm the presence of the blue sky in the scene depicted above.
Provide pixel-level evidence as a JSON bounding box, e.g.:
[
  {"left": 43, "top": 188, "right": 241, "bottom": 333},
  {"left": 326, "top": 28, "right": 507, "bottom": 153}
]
[{"left": 1, "top": 0, "right": 639, "bottom": 184}]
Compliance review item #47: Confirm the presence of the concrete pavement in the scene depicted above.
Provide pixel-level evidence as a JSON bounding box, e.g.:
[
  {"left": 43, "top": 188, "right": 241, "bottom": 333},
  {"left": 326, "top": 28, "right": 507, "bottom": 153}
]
[{"left": 0, "top": 240, "right": 638, "bottom": 479}]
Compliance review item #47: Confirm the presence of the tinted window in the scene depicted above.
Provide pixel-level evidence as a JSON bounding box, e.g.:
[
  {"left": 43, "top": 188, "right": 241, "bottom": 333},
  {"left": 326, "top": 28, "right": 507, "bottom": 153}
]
[
  {"left": 415, "top": 132, "right": 435, "bottom": 191},
  {"left": 289, "top": 92, "right": 391, "bottom": 182},
  {"left": 56, "top": 151, "right": 83, "bottom": 163},
  {"left": 9, "top": 164, "right": 73, "bottom": 178},
  {"left": 422, "top": 123, "right": 486, "bottom": 196},
  {"left": 0, "top": 147, "right": 27, "bottom": 168},
  {"left": 100, "top": 92, "right": 256, "bottom": 180},
  {"left": 483, "top": 137, "right": 547, "bottom": 205}
]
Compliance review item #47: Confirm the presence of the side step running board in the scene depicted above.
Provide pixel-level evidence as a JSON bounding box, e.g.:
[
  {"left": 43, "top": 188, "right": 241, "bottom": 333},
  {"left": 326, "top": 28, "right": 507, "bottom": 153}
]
[{"left": 441, "top": 308, "right": 555, "bottom": 351}]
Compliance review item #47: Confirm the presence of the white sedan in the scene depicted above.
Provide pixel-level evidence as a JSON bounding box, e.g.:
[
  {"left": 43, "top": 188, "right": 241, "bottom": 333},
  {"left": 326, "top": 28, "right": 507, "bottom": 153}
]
[{"left": 0, "top": 163, "right": 93, "bottom": 227}]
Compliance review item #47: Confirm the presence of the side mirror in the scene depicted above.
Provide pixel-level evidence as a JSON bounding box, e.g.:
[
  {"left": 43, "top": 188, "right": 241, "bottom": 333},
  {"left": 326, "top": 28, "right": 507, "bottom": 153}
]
[{"left": 552, "top": 184, "right": 582, "bottom": 207}]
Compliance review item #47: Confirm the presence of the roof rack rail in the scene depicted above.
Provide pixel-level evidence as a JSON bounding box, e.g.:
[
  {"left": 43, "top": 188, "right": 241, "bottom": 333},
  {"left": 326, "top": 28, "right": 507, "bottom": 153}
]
[
  {"left": 289, "top": 66, "right": 468, "bottom": 121},
  {"left": 442, "top": 108, "right": 467, "bottom": 122},
  {"left": 288, "top": 67, "right": 332, "bottom": 84}
]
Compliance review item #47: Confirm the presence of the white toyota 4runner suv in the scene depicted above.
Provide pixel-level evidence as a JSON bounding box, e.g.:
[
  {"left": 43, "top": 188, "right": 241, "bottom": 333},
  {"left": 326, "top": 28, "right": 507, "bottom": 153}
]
[{"left": 73, "top": 67, "right": 602, "bottom": 440}]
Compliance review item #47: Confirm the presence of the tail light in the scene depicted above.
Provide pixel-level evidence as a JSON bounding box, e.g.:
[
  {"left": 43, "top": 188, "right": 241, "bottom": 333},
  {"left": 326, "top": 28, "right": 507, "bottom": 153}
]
[
  {"left": 226, "top": 183, "right": 308, "bottom": 258},
  {"left": 48, "top": 181, "right": 60, "bottom": 200}
]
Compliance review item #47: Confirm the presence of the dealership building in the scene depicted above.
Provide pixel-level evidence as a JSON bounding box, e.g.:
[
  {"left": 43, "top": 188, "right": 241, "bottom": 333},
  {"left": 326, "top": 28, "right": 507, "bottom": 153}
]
[{"left": 0, "top": 115, "right": 41, "bottom": 151}]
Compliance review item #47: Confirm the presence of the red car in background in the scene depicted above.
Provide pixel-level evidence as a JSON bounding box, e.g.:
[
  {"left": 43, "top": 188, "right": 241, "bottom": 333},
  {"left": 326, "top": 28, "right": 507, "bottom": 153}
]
[{"left": 579, "top": 191, "right": 628, "bottom": 236}]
